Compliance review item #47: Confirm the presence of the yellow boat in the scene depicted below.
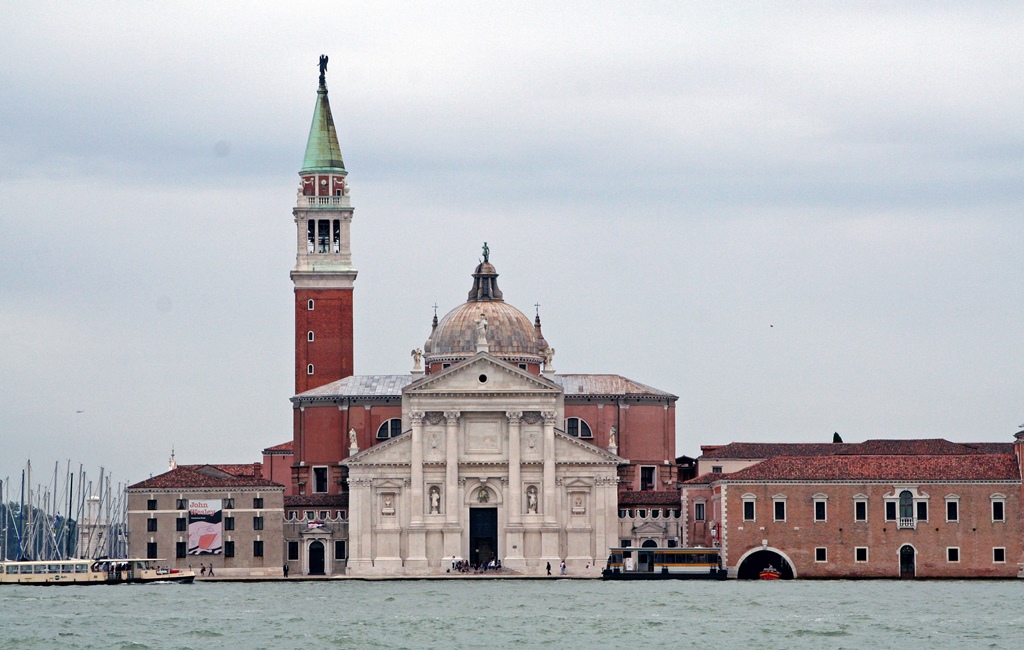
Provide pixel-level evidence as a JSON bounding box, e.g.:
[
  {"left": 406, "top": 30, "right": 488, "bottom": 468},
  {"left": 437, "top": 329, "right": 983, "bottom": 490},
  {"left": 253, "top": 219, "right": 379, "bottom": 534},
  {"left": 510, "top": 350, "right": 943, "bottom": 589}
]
[{"left": 0, "top": 559, "right": 195, "bottom": 585}]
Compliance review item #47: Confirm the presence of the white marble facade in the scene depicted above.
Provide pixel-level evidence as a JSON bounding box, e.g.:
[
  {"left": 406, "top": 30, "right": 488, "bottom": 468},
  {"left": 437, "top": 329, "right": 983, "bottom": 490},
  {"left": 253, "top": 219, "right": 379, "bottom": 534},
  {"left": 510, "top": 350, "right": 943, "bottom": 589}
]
[{"left": 343, "top": 353, "right": 622, "bottom": 576}]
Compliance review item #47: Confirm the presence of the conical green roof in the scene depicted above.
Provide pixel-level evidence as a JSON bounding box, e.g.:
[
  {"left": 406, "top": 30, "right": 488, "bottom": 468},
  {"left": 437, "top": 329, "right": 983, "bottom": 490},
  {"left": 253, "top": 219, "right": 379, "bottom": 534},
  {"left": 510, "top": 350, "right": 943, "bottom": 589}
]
[{"left": 301, "top": 81, "right": 346, "bottom": 173}]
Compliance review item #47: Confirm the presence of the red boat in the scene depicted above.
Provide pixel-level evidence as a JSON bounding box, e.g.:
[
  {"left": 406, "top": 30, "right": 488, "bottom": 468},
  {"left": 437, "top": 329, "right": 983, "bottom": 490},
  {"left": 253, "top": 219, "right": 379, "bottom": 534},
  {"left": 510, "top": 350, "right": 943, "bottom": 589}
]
[{"left": 759, "top": 565, "right": 781, "bottom": 580}]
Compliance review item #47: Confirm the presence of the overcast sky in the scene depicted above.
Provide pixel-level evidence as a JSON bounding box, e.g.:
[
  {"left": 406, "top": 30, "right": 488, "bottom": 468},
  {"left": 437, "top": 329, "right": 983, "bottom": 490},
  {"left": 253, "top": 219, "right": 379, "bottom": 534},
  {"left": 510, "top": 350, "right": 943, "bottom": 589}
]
[{"left": 2, "top": 2, "right": 1022, "bottom": 491}]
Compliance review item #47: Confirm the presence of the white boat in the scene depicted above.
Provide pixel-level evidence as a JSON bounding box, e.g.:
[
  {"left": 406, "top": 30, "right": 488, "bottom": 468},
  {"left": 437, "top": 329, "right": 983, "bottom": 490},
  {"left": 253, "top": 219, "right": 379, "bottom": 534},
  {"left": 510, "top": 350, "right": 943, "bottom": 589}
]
[{"left": 0, "top": 559, "right": 195, "bottom": 585}]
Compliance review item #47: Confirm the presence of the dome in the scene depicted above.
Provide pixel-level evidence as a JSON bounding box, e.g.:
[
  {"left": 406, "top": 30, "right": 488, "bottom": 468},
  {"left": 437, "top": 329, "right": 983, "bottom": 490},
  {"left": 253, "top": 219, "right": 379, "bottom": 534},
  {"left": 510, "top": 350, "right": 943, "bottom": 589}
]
[{"left": 424, "top": 256, "right": 548, "bottom": 361}]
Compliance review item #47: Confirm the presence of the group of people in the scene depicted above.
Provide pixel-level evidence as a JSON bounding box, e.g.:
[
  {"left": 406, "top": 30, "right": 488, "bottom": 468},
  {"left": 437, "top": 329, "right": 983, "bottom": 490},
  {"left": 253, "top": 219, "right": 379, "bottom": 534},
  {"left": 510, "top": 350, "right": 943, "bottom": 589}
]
[
  {"left": 449, "top": 556, "right": 503, "bottom": 573},
  {"left": 544, "top": 560, "right": 568, "bottom": 575},
  {"left": 197, "top": 563, "right": 215, "bottom": 577}
]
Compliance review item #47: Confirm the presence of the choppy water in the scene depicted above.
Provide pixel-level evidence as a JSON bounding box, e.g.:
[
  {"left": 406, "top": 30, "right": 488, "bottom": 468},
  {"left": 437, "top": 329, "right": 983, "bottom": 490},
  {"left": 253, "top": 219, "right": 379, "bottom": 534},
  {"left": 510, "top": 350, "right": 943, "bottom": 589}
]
[{"left": 2, "top": 579, "right": 1022, "bottom": 649}]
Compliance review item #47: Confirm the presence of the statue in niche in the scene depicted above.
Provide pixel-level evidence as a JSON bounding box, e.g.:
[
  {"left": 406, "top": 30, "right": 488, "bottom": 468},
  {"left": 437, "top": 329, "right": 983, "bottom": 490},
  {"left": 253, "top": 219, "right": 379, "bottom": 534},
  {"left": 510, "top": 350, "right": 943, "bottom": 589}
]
[
  {"left": 478, "top": 488, "right": 490, "bottom": 503},
  {"left": 572, "top": 495, "right": 585, "bottom": 514},
  {"left": 411, "top": 348, "right": 423, "bottom": 371},
  {"left": 526, "top": 486, "right": 538, "bottom": 514},
  {"left": 429, "top": 431, "right": 439, "bottom": 450},
  {"left": 527, "top": 431, "right": 537, "bottom": 451},
  {"left": 382, "top": 494, "right": 394, "bottom": 515},
  {"left": 429, "top": 486, "right": 441, "bottom": 514},
  {"left": 349, "top": 428, "right": 358, "bottom": 451},
  {"left": 474, "top": 313, "right": 489, "bottom": 345},
  {"left": 609, "top": 425, "right": 617, "bottom": 448}
]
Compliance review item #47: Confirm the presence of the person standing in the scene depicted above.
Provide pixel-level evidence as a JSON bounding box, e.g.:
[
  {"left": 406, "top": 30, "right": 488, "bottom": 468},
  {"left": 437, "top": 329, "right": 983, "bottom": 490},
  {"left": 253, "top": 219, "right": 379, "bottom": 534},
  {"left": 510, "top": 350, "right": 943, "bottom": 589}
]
[
  {"left": 546, "top": 561, "right": 551, "bottom": 576},
  {"left": 560, "top": 560, "right": 566, "bottom": 576},
  {"left": 200, "top": 564, "right": 206, "bottom": 577},
  {"left": 283, "top": 564, "right": 289, "bottom": 578}
]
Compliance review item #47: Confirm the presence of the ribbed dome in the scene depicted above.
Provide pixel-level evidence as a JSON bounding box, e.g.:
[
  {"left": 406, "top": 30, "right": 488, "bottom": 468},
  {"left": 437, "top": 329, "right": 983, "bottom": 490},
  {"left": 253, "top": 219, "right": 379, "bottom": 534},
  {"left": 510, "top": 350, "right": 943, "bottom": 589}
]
[
  {"left": 430, "top": 301, "right": 543, "bottom": 357},
  {"left": 425, "top": 254, "right": 547, "bottom": 361}
]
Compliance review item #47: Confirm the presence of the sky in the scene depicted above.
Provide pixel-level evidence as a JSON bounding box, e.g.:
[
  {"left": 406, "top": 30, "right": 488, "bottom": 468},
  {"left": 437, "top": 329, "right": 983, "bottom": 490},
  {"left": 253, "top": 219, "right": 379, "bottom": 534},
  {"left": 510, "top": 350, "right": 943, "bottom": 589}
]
[{"left": 2, "top": 2, "right": 1023, "bottom": 491}]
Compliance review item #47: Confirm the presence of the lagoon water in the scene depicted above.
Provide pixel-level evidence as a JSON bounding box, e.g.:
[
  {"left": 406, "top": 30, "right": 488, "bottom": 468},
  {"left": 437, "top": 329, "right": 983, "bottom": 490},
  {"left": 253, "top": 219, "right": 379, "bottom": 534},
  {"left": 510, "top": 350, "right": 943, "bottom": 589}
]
[{"left": 2, "top": 579, "right": 1023, "bottom": 649}]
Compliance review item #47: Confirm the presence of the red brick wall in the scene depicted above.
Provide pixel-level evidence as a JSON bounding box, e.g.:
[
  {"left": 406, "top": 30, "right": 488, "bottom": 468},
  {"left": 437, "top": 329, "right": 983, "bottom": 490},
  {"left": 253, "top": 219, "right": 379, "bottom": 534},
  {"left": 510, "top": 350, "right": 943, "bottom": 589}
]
[
  {"left": 262, "top": 451, "right": 295, "bottom": 495},
  {"left": 294, "top": 288, "right": 353, "bottom": 393},
  {"left": 722, "top": 482, "right": 1021, "bottom": 578}
]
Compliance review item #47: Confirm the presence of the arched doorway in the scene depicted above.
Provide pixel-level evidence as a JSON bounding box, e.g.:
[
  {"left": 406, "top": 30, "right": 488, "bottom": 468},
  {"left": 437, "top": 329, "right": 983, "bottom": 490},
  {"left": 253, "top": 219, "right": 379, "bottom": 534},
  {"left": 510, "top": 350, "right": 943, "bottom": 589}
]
[
  {"left": 899, "top": 545, "right": 915, "bottom": 578},
  {"left": 308, "top": 541, "right": 325, "bottom": 575},
  {"left": 737, "top": 549, "right": 795, "bottom": 580},
  {"left": 638, "top": 540, "right": 658, "bottom": 573}
]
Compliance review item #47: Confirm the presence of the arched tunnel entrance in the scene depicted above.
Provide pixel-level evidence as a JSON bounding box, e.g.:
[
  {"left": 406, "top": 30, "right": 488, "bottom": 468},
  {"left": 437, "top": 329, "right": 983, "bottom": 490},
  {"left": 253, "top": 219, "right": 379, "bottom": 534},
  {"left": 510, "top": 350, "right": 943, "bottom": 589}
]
[{"left": 737, "top": 549, "right": 795, "bottom": 580}]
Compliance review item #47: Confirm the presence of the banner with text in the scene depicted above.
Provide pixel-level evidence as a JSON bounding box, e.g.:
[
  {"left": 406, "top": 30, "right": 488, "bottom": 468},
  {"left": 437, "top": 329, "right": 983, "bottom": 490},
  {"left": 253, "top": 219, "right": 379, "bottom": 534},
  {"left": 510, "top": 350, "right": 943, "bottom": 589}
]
[{"left": 188, "top": 499, "right": 223, "bottom": 555}]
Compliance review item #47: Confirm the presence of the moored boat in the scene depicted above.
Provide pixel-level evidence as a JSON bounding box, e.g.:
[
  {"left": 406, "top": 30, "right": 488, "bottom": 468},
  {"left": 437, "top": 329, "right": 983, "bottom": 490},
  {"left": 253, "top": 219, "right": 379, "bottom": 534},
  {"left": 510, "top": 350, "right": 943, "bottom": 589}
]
[
  {"left": 603, "top": 547, "right": 728, "bottom": 580},
  {"left": 759, "top": 565, "right": 781, "bottom": 580},
  {"left": 0, "top": 559, "right": 195, "bottom": 585}
]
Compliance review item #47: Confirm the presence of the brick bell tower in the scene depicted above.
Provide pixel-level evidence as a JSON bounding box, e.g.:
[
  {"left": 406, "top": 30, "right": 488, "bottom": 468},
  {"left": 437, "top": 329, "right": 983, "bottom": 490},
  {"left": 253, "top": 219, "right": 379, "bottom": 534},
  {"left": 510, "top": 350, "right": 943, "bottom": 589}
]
[{"left": 291, "top": 55, "right": 356, "bottom": 393}]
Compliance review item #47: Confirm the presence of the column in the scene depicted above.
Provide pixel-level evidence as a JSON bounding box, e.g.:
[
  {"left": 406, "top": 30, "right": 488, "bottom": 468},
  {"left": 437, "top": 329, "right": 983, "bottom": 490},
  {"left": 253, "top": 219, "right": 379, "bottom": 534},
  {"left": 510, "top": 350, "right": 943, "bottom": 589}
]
[
  {"left": 346, "top": 477, "right": 373, "bottom": 575},
  {"left": 540, "top": 410, "right": 560, "bottom": 566},
  {"left": 407, "top": 411, "right": 427, "bottom": 571},
  {"left": 505, "top": 411, "right": 525, "bottom": 569},
  {"left": 442, "top": 411, "right": 463, "bottom": 561}
]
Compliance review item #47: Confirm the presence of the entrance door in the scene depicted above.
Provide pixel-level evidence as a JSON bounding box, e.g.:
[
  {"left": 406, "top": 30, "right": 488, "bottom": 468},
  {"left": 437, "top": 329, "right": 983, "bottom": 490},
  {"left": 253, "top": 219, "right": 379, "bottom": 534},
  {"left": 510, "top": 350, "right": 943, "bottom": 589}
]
[
  {"left": 308, "top": 541, "right": 325, "bottom": 575},
  {"left": 899, "top": 545, "right": 915, "bottom": 578},
  {"left": 469, "top": 507, "right": 498, "bottom": 567},
  {"left": 639, "top": 540, "right": 657, "bottom": 573}
]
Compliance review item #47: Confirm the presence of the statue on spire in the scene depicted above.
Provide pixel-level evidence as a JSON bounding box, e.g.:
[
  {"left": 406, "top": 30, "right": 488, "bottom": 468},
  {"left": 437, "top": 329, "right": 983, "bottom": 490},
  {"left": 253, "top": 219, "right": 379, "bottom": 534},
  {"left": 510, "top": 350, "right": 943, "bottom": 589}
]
[
  {"left": 482, "top": 242, "right": 489, "bottom": 263},
  {"left": 318, "top": 54, "right": 329, "bottom": 85}
]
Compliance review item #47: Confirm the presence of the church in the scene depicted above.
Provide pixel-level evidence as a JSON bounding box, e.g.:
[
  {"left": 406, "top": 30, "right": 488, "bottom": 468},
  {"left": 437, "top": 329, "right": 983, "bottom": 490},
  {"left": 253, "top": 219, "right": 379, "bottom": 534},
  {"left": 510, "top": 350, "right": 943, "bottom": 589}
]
[{"left": 266, "top": 60, "right": 683, "bottom": 576}]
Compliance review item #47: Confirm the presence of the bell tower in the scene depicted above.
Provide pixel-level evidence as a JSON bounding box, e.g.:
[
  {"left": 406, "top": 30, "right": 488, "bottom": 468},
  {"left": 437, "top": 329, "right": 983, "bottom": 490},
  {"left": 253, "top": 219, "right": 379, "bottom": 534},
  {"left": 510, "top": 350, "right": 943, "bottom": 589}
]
[{"left": 291, "top": 55, "right": 356, "bottom": 393}]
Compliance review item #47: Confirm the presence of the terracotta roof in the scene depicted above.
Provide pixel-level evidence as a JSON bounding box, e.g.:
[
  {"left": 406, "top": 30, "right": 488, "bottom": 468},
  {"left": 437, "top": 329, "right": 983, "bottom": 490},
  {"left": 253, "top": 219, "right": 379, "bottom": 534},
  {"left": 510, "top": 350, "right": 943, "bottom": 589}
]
[
  {"left": 209, "top": 463, "right": 262, "bottom": 477},
  {"left": 129, "top": 465, "right": 283, "bottom": 490},
  {"left": 683, "top": 472, "right": 728, "bottom": 485},
  {"left": 263, "top": 440, "right": 294, "bottom": 454},
  {"left": 723, "top": 454, "right": 1020, "bottom": 482},
  {"left": 618, "top": 491, "right": 681, "bottom": 506},
  {"left": 285, "top": 494, "right": 349, "bottom": 508},
  {"left": 553, "top": 374, "right": 677, "bottom": 399},
  {"left": 699, "top": 439, "right": 1014, "bottom": 460}
]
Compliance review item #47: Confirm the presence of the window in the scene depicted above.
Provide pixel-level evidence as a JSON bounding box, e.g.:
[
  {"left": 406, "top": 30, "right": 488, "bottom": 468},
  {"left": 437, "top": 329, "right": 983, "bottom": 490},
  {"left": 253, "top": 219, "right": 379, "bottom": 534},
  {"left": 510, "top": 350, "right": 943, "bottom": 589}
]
[
  {"left": 224, "top": 498, "right": 235, "bottom": 509},
  {"left": 992, "top": 496, "right": 1006, "bottom": 522},
  {"left": 147, "top": 518, "right": 158, "bottom": 532},
  {"left": 915, "top": 501, "right": 928, "bottom": 522},
  {"left": 224, "top": 516, "right": 235, "bottom": 531},
  {"left": 565, "top": 417, "right": 592, "bottom": 438},
  {"left": 308, "top": 299, "right": 314, "bottom": 310},
  {"left": 175, "top": 498, "right": 187, "bottom": 510},
  {"left": 742, "top": 495, "right": 756, "bottom": 521},
  {"left": 319, "top": 510, "right": 329, "bottom": 519},
  {"left": 337, "top": 510, "right": 346, "bottom": 520},
  {"left": 815, "top": 547, "right": 827, "bottom": 563},
  {"left": 640, "top": 466, "right": 656, "bottom": 491},
  {"left": 518, "top": 363, "right": 527, "bottom": 370},
  {"left": 946, "top": 547, "right": 959, "bottom": 563},
  {"left": 307, "top": 364, "right": 314, "bottom": 375},
  {"left": 313, "top": 467, "right": 328, "bottom": 493},
  {"left": 253, "top": 497, "right": 264, "bottom": 509},
  {"left": 855, "top": 500, "right": 867, "bottom": 522},
  {"left": 813, "top": 496, "right": 827, "bottom": 522},
  {"left": 899, "top": 491, "right": 913, "bottom": 520},
  {"left": 993, "top": 548, "right": 1006, "bottom": 563},
  {"left": 176, "top": 542, "right": 187, "bottom": 559},
  {"left": 335, "top": 540, "right": 346, "bottom": 560},
  {"left": 946, "top": 499, "right": 959, "bottom": 522},
  {"left": 621, "top": 539, "right": 632, "bottom": 547},
  {"left": 773, "top": 500, "right": 786, "bottom": 522},
  {"left": 442, "top": 363, "right": 451, "bottom": 369},
  {"left": 147, "top": 542, "right": 158, "bottom": 559},
  {"left": 224, "top": 541, "right": 235, "bottom": 557},
  {"left": 636, "top": 509, "right": 647, "bottom": 518},
  {"left": 307, "top": 331, "right": 314, "bottom": 342},
  {"left": 712, "top": 466, "right": 723, "bottom": 474},
  {"left": 304, "top": 510, "right": 315, "bottom": 520},
  {"left": 377, "top": 418, "right": 403, "bottom": 439},
  {"left": 176, "top": 517, "right": 187, "bottom": 532},
  {"left": 253, "top": 540, "right": 264, "bottom": 557},
  {"left": 885, "top": 501, "right": 897, "bottom": 521},
  {"left": 651, "top": 509, "right": 661, "bottom": 519},
  {"left": 253, "top": 516, "right": 264, "bottom": 531},
  {"left": 147, "top": 499, "right": 157, "bottom": 511},
  {"left": 618, "top": 509, "right": 627, "bottom": 518},
  {"left": 855, "top": 547, "right": 868, "bottom": 563},
  {"left": 694, "top": 502, "right": 706, "bottom": 522},
  {"left": 288, "top": 541, "right": 299, "bottom": 561}
]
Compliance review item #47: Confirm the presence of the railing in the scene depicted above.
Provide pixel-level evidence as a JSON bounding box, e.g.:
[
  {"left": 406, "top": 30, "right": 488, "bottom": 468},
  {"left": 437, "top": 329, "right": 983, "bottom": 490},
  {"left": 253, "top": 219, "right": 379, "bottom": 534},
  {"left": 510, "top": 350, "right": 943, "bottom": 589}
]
[
  {"left": 298, "top": 195, "right": 351, "bottom": 209},
  {"left": 898, "top": 517, "right": 916, "bottom": 529}
]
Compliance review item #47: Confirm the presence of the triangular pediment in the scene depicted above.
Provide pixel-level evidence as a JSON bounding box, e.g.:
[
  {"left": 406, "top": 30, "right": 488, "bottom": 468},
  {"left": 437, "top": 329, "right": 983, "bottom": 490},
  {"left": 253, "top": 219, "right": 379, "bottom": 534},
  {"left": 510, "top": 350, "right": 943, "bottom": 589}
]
[
  {"left": 406, "top": 353, "right": 561, "bottom": 395},
  {"left": 554, "top": 431, "right": 624, "bottom": 465},
  {"left": 634, "top": 521, "right": 669, "bottom": 534},
  {"left": 343, "top": 433, "right": 411, "bottom": 466}
]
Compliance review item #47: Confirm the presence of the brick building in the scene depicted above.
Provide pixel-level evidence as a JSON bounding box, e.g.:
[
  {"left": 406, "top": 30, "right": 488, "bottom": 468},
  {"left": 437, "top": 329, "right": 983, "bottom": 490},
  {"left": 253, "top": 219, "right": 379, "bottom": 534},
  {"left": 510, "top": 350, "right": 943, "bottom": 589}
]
[
  {"left": 126, "top": 463, "right": 285, "bottom": 577},
  {"left": 682, "top": 434, "right": 1024, "bottom": 578}
]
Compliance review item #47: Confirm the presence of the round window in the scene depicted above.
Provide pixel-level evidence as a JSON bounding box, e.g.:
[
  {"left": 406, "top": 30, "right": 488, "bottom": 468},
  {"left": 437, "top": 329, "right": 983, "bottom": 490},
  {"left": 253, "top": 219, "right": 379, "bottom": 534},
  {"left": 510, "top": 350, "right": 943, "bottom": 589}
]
[{"left": 478, "top": 374, "right": 488, "bottom": 383}]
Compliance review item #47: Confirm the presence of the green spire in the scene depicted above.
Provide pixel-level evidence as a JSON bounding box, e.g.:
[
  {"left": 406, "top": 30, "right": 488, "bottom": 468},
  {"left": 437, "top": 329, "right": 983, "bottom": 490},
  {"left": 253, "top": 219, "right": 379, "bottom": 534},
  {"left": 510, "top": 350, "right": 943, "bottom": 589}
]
[{"left": 301, "top": 65, "right": 346, "bottom": 174}]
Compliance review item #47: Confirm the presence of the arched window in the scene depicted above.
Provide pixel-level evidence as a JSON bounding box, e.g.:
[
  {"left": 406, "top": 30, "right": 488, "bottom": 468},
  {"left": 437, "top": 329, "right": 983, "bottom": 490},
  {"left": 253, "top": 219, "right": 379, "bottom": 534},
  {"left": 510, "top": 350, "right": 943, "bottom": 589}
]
[
  {"left": 376, "top": 418, "right": 403, "bottom": 439},
  {"left": 898, "top": 490, "right": 914, "bottom": 520},
  {"left": 307, "top": 331, "right": 314, "bottom": 342},
  {"left": 307, "top": 364, "right": 314, "bottom": 375},
  {"left": 565, "top": 417, "right": 592, "bottom": 438},
  {"left": 307, "top": 299, "right": 314, "bottom": 310}
]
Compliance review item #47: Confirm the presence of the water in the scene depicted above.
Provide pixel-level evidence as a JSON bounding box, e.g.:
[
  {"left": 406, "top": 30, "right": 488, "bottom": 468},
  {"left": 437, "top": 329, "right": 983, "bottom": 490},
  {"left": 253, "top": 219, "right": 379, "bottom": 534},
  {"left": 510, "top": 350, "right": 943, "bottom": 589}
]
[{"left": 2, "top": 580, "right": 1022, "bottom": 649}]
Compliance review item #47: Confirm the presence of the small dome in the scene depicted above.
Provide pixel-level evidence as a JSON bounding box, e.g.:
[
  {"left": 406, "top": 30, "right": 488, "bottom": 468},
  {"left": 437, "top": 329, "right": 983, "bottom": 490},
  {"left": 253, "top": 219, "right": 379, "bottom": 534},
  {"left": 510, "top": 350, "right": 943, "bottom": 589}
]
[{"left": 425, "top": 255, "right": 548, "bottom": 361}]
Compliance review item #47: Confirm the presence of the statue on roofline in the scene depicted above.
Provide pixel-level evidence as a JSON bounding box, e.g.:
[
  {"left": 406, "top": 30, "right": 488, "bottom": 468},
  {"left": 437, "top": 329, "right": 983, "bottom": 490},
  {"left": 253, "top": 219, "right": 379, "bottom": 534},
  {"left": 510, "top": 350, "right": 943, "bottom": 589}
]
[{"left": 318, "top": 55, "right": 328, "bottom": 84}]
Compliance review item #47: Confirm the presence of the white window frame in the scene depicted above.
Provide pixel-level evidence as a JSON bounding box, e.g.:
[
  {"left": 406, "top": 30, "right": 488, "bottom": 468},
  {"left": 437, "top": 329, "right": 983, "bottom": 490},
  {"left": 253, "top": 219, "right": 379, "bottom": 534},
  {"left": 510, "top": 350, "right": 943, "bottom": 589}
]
[
  {"left": 564, "top": 417, "right": 593, "bottom": 438},
  {"left": 312, "top": 466, "right": 329, "bottom": 494},
  {"left": 307, "top": 364, "right": 314, "bottom": 375},
  {"left": 813, "top": 493, "right": 828, "bottom": 522},
  {"left": 693, "top": 500, "right": 706, "bottom": 522},
  {"left": 946, "top": 547, "right": 960, "bottom": 563},
  {"left": 991, "top": 494, "right": 1006, "bottom": 522},
  {"left": 852, "top": 494, "right": 868, "bottom": 522},
  {"left": 639, "top": 465, "right": 657, "bottom": 491},
  {"left": 945, "top": 494, "right": 960, "bottom": 522},
  {"left": 307, "top": 331, "right": 314, "bottom": 342},
  {"left": 741, "top": 494, "right": 757, "bottom": 522},
  {"left": 772, "top": 494, "right": 787, "bottom": 522},
  {"left": 854, "top": 547, "right": 868, "bottom": 563},
  {"left": 307, "top": 299, "right": 314, "bottom": 310},
  {"left": 993, "top": 547, "right": 1006, "bottom": 564},
  {"left": 376, "top": 418, "right": 402, "bottom": 439},
  {"left": 814, "top": 547, "right": 827, "bottom": 563}
]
